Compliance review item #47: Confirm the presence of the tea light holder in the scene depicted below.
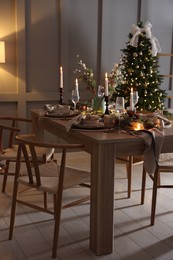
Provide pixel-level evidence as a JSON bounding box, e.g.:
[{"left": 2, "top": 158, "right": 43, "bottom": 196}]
[{"left": 131, "top": 121, "right": 144, "bottom": 131}]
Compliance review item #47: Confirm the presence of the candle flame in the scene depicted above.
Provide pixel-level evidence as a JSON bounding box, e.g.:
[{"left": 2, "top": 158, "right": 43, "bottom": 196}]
[{"left": 132, "top": 122, "right": 144, "bottom": 131}]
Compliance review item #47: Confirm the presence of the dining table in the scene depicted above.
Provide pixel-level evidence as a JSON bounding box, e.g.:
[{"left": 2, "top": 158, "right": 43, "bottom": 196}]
[{"left": 31, "top": 108, "right": 173, "bottom": 256}]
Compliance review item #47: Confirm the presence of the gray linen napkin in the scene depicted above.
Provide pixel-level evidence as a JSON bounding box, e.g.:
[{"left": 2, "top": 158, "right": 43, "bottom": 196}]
[
  {"left": 44, "top": 104, "right": 73, "bottom": 117},
  {"left": 64, "top": 114, "right": 86, "bottom": 132},
  {"left": 136, "top": 128, "right": 164, "bottom": 174},
  {"left": 37, "top": 105, "right": 71, "bottom": 121},
  {"left": 153, "top": 111, "right": 172, "bottom": 128}
]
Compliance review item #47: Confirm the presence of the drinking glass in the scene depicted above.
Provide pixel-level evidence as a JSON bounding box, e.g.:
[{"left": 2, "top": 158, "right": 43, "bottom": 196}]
[
  {"left": 71, "top": 89, "right": 79, "bottom": 110},
  {"left": 115, "top": 97, "right": 124, "bottom": 113},
  {"left": 115, "top": 97, "right": 124, "bottom": 129},
  {"left": 133, "top": 91, "right": 139, "bottom": 107},
  {"left": 132, "top": 91, "right": 139, "bottom": 113},
  {"left": 97, "top": 85, "right": 104, "bottom": 97}
]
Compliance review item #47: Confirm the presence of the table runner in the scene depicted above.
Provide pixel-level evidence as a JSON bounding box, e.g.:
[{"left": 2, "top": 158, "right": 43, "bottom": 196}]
[{"left": 135, "top": 128, "right": 164, "bottom": 174}]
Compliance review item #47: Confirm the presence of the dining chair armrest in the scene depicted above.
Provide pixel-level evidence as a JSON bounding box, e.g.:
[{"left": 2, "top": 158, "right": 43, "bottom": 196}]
[
  {"left": 15, "top": 134, "right": 85, "bottom": 150},
  {"left": 0, "top": 124, "right": 20, "bottom": 132}
]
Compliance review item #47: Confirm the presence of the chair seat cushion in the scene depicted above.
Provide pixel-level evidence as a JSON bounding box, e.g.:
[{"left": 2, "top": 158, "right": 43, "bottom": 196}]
[
  {"left": 159, "top": 153, "right": 173, "bottom": 166},
  {"left": 1, "top": 145, "right": 54, "bottom": 161},
  {"left": 18, "top": 161, "right": 90, "bottom": 193}
]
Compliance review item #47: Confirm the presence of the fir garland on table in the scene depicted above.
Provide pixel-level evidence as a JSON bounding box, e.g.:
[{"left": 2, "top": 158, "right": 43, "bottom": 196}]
[{"left": 113, "top": 113, "right": 159, "bottom": 130}]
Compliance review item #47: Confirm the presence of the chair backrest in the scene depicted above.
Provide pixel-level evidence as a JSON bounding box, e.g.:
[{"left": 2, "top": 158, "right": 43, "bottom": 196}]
[
  {"left": 0, "top": 124, "right": 20, "bottom": 155},
  {"left": 15, "top": 134, "right": 85, "bottom": 192},
  {"left": 0, "top": 116, "right": 32, "bottom": 148},
  {"left": 158, "top": 53, "right": 173, "bottom": 108}
]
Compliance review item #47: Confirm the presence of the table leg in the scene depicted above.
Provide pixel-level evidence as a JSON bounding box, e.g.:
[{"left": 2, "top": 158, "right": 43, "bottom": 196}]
[
  {"left": 31, "top": 111, "right": 44, "bottom": 140},
  {"left": 90, "top": 142, "right": 115, "bottom": 255}
]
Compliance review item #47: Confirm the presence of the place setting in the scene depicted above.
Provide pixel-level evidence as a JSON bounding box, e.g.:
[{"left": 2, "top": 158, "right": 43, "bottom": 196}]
[
  {"left": 41, "top": 70, "right": 81, "bottom": 120},
  {"left": 44, "top": 104, "right": 79, "bottom": 118}
]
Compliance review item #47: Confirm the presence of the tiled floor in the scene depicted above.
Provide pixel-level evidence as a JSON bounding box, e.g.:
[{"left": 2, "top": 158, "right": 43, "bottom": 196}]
[{"left": 1, "top": 152, "right": 173, "bottom": 259}]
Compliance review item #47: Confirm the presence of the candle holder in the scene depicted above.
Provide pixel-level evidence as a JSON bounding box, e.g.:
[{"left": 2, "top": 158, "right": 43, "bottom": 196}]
[
  {"left": 104, "top": 95, "right": 109, "bottom": 115},
  {"left": 59, "top": 87, "right": 64, "bottom": 105}
]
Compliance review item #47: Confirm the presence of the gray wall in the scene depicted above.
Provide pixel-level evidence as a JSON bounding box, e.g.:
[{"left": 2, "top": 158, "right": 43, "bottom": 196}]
[{"left": 0, "top": 0, "right": 172, "bottom": 118}]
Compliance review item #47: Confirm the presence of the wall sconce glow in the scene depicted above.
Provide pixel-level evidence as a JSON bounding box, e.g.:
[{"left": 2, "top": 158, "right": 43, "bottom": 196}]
[{"left": 0, "top": 41, "right": 5, "bottom": 63}]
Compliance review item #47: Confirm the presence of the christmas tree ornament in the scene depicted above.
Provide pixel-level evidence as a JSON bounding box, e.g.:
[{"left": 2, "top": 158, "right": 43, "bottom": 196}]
[{"left": 133, "top": 52, "right": 138, "bottom": 57}]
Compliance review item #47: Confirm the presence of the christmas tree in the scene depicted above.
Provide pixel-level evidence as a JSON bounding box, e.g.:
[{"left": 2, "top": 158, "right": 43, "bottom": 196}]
[{"left": 111, "top": 21, "right": 167, "bottom": 112}]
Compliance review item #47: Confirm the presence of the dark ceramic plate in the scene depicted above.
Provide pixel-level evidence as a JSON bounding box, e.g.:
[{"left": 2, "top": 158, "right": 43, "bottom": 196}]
[
  {"left": 72, "top": 122, "right": 105, "bottom": 130},
  {"left": 45, "top": 111, "right": 79, "bottom": 118}
]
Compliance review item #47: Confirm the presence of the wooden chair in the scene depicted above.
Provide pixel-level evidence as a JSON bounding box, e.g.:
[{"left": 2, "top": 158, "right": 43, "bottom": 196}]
[
  {"left": 117, "top": 156, "right": 143, "bottom": 198},
  {"left": 9, "top": 134, "right": 90, "bottom": 258},
  {"left": 0, "top": 116, "right": 55, "bottom": 193},
  {"left": 141, "top": 153, "right": 173, "bottom": 226}
]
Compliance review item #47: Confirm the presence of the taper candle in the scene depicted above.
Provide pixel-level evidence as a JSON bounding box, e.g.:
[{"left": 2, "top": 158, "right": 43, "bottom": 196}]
[
  {"left": 75, "top": 78, "right": 78, "bottom": 91},
  {"left": 130, "top": 87, "right": 134, "bottom": 111},
  {"left": 60, "top": 66, "right": 63, "bottom": 89},
  {"left": 105, "top": 73, "right": 108, "bottom": 96}
]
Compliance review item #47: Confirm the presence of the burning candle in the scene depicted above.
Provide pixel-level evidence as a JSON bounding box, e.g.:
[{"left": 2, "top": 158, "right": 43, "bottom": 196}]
[
  {"left": 60, "top": 66, "right": 63, "bottom": 89},
  {"left": 132, "top": 122, "right": 144, "bottom": 131},
  {"left": 75, "top": 78, "right": 78, "bottom": 91},
  {"left": 105, "top": 73, "right": 108, "bottom": 96},
  {"left": 130, "top": 87, "right": 134, "bottom": 111}
]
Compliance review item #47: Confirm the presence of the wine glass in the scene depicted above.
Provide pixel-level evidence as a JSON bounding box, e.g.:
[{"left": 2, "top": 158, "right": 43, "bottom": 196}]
[
  {"left": 115, "top": 97, "right": 125, "bottom": 129},
  {"left": 115, "top": 97, "right": 124, "bottom": 113},
  {"left": 133, "top": 91, "right": 139, "bottom": 105},
  {"left": 133, "top": 91, "right": 139, "bottom": 107},
  {"left": 97, "top": 85, "right": 104, "bottom": 97},
  {"left": 71, "top": 89, "right": 79, "bottom": 110}
]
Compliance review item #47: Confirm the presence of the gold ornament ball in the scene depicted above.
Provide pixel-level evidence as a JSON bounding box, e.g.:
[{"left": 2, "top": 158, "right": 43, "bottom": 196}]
[{"left": 133, "top": 52, "right": 138, "bottom": 57}]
